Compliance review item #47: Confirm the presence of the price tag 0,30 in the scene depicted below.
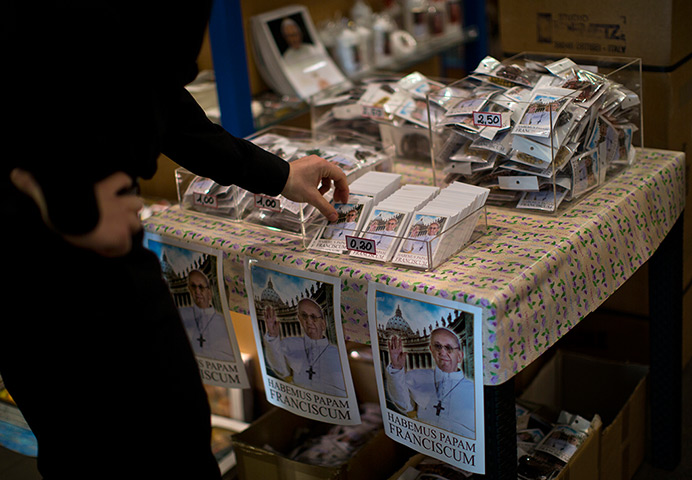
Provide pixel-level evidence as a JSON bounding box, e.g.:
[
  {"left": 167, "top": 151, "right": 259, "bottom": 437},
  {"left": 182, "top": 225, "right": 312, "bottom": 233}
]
[
  {"left": 362, "top": 104, "right": 386, "bottom": 119},
  {"left": 193, "top": 192, "right": 219, "bottom": 209},
  {"left": 254, "top": 194, "right": 282, "bottom": 212},
  {"left": 346, "top": 235, "right": 377, "bottom": 255},
  {"left": 472, "top": 111, "right": 503, "bottom": 128}
]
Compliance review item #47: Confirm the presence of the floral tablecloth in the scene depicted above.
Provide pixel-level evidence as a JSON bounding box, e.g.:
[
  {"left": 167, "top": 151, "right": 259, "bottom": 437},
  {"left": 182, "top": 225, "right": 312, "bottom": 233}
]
[{"left": 144, "top": 148, "right": 685, "bottom": 385}]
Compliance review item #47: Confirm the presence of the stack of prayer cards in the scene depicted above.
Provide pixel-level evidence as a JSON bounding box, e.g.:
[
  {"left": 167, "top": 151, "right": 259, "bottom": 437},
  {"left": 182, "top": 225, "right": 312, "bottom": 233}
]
[
  {"left": 350, "top": 183, "right": 440, "bottom": 262},
  {"left": 391, "top": 181, "right": 489, "bottom": 268},
  {"left": 309, "top": 171, "right": 401, "bottom": 254}
]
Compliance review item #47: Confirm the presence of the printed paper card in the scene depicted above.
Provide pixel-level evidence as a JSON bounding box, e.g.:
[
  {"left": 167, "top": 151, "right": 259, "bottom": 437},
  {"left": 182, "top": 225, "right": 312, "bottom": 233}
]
[
  {"left": 368, "top": 283, "right": 485, "bottom": 474},
  {"left": 144, "top": 234, "right": 249, "bottom": 389},
  {"left": 244, "top": 259, "right": 361, "bottom": 425}
]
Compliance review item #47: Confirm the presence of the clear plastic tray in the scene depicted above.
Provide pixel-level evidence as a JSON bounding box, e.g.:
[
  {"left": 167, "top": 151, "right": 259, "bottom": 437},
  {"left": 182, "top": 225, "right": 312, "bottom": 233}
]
[{"left": 307, "top": 205, "right": 487, "bottom": 271}]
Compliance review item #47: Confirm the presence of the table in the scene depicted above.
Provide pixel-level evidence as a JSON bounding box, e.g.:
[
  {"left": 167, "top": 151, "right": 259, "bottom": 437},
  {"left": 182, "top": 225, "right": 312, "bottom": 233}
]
[{"left": 144, "top": 148, "right": 685, "bottom": 477}]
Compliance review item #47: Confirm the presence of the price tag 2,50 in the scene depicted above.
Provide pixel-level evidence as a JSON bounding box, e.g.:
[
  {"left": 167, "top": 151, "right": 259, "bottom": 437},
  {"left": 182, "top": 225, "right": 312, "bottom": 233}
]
[
  {"left": 193, "top": 192, "right": 219, "bottom": 209},
  {"left": 346, "top": 235, "right": 377, "bottom": 255},
  {"left": 472, "top": 111, "right": 504, "bottom": 128},
  {"left": 254, "top": 194, "right": 282, "bottom": 212}
]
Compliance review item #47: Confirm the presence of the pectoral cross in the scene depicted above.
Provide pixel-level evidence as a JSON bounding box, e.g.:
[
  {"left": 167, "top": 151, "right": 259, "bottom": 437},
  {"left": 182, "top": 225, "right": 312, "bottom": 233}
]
[
  {"left": 433, "top": 400, "right": 445, "bottom": 416},
  {"left": 197, "top": 334, "right": 206, "bottom": 348},
  {"left": 306, "top": 365, "right": 316, "bottom": 380}
]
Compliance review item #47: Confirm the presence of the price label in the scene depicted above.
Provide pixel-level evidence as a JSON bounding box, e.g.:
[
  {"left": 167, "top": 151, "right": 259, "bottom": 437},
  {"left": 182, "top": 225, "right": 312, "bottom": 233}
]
[
  {"left": 472, "top": 111, "right": 503, "bottom": 128},
  {"left": 193, "top": 192, "right": 219, "bottom": 209},
  {"left": 346, "top": 235, "right": 377, "bottom": 255},
  {"left": 362, "top": 104, "right": 386, "bottom": 119},
  {"left": 254, "top": 194, "right": 281, "bottom": 212}
]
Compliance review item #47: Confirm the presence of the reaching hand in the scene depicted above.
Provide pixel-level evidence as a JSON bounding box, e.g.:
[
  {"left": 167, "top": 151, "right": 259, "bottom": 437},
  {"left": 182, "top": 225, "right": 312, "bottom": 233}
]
[
  {"left": 264, "top": 305, "right": 280, "bottom": 338},
  {"left": 388, "top": 335, "right": 406, "bottom": 370},
  {"left": 280, "top": 155, "right": 350, "bottom": 222},
  {"left": 11, "top": 169, "right": 143, "bottom": 257}
]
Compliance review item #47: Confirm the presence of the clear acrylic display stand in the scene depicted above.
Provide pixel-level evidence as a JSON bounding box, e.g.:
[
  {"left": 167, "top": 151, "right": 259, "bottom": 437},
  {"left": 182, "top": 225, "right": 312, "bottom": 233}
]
[
  {"left": 307, "top": 204, "right": 488, "bottom": 271},
  {"left": 428, "top": 52, "right": 643, "bottom": 214}
]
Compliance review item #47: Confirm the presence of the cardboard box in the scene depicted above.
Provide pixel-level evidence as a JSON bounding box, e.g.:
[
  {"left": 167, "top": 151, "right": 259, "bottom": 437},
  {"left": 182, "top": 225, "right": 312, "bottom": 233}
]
[
  {"left": 496, "top": 0, "right": 691, "bottom": 289},
  {"left": 387, "top": 424, "right": 602, "bottom": 480},
  {"left": 498, "top": 0, "right": 692, "bottom": 307},
  {"left": 498, "top": 0, "right": 692, "bottom": 68},
  {"left": 232, "top": 407, "right": 411, "bottom": 480},
  {"left": 641, "top": 58, "right": 692, "bottom": 290},
  {"left": 557, "top": 310, "right": 650, "bottom": 365},
  {"left": 520, "top": 350, "right": 649, "bottom": 480}
]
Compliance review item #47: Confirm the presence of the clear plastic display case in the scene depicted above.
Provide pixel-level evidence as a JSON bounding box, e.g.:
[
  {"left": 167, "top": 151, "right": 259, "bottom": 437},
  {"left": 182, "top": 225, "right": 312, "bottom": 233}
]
[
  {"left": 428, "top": 53, "right": 643, "bottom": 213},
  {"left": 310, "top": 72, "right": 451, "bottom": 174},
  {"left": 177, "top": 126, "right": 392, "bottom": 246},
  {"left": 306, "top": 204, "right": 488, "bottom": 271}
]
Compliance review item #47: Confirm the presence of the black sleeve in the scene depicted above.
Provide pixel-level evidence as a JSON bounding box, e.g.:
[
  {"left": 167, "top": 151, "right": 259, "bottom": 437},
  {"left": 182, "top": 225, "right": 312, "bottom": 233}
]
[{"left": 160, "top": 89, "right": 290, "bottom": 197}]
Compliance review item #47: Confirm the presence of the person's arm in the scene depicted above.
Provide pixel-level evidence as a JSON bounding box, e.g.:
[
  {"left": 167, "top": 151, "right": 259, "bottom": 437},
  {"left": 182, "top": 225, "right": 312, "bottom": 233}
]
[{"left": 161, "top": 89, "right": 350, "bottom": 222}]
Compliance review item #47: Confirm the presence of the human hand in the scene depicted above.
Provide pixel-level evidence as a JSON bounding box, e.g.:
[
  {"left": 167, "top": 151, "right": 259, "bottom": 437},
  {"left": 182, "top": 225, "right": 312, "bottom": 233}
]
[
  {"left": 264, "top": 305, "right": 280, "bottom": 337},
  {"left": 280, "top": 155, "right": 349, "bottom": 222},
  {"left": 388, "top": 335, "right": 406, "bottom": 370},
  {"left": 11, "top": 169, "right": 143, "bottom": 257}
]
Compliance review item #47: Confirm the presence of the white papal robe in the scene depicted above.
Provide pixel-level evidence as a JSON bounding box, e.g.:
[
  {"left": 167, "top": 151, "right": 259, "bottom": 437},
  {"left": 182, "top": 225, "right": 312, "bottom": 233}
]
[
  {"left": 264, "top": 334, "right": 346, "bottom": 397},
  {"left": 179, "top": 305, "right": 235, "bottom": 362},
  {"left": 386, "top": 365, "right": 475, "bottom": 438}
]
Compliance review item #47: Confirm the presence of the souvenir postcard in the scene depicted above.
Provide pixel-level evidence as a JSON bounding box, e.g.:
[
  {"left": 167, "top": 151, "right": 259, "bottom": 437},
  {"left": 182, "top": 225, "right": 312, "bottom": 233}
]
[
  {"left": 310, "top": 195, "right": 372, "bottom": 254},
  {"left": 349, "top": 208, "right": 409, "bottom": 262},
  {"left": 144, "top": 234, "right": 250, "bottom": 389},
  {"left": 391, "top": 213, "right": 448, "bottom": 268},
  {"left": 368, "top": 283, "right": 485, "bottom": 473},
  {"left": 244, "top": 259, "right": 360, "bottom": 424}
]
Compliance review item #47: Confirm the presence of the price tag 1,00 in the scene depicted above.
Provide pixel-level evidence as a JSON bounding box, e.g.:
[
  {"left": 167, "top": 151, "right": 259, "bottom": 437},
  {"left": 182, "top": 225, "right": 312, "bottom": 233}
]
[
  {"left": 345, "top": 235, "right": 377, "bottom": 255},
  {"left": 193, "top": 192, "right": 219, "bottom": 209},
  {"left": 254, "top": 194, "right": 282, "bottom": 212}
]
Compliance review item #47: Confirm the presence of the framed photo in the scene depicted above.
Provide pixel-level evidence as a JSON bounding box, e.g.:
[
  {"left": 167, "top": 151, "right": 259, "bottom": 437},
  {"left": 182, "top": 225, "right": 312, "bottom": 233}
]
[
  {"left": 244, "top": 258, "right": 361, "bottom": 425},
  {"left": 144, "top": 234, "right": 249, "bottom": 389},
  {"left": 251, "top": 5, "right": 347, "bottom": 99},
  {"left": 368, "top": 283, "right": 485, "bottom": 474}
]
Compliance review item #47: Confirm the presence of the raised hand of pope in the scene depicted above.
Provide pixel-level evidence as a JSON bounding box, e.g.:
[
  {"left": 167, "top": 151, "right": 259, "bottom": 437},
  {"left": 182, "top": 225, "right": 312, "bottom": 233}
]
[
  {"left": 264, "top": 305, "right": 280, "bottom": 338},
  {"left": 388, "top": 335, "right": 407, "bottom": 370},
  {"left": 280, "top": 155, "right": 350, "bottom": 222}
]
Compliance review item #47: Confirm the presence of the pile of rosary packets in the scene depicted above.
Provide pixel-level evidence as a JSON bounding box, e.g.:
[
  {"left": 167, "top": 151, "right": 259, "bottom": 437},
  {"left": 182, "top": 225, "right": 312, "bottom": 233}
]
[
  {"left": 288, "top": 403, "right": 383, "bottom": 467},
  {"left": 515, "top": 407, "right": 594, "bottom": 480},
  {"left": 311, "top": 71, "right": 449, "bottom": 145},
  {"left": 182, "top": 131, "right": 388, "bottom": 229},
  {"left": 430, "top": 55, "right": 640, "bottom": 211}
]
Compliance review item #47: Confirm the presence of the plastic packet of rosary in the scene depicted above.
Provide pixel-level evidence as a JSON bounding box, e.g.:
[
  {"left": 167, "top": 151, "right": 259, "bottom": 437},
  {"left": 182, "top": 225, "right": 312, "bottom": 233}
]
[
  {"left": 516, "top": 411, "right": 592, "bottom": 480},
  {"left": 289, "top": 403, "right": 383, "bottom": 467},
  {"left": 409, "top": 456, "right": 475, "bottom": 479},
  {"left": 183, "top": 176, "right": 251, "bottom": 217}
]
